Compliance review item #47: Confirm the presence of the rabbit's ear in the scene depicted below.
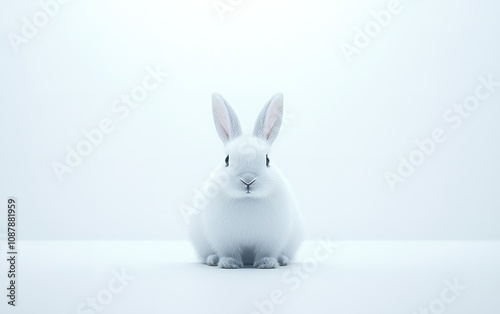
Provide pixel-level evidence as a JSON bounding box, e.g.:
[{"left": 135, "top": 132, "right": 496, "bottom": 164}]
[
  {"left": 253, "top": 93, "right": 284, "bottom": 144},
  {"left": 212, "top": 93, "right": 242, "bottom": 144}
]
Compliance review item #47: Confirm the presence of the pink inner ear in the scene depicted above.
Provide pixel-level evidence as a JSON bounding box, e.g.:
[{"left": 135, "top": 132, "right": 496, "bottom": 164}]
[
  {"left": 213, "top": 103, "right": 231, "bottom": 139},
  {"left": 264, "top": 103, "right": 282, "bottom": 139}
]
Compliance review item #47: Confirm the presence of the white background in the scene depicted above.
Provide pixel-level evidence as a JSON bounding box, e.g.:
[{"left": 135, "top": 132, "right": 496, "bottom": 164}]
[{"left": 1, "top": 0, "right": 499, "bottom": 241}]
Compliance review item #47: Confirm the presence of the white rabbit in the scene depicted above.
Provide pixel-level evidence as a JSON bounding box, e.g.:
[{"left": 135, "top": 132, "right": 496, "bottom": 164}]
[{"left": 188, "top": 93, "right": 304, "bottom": 269}]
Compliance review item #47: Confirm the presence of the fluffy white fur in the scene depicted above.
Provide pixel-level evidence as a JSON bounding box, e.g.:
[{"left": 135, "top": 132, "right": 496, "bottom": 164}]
[{"left": 188, "top": 93, "right": 304, "bottom": 269}]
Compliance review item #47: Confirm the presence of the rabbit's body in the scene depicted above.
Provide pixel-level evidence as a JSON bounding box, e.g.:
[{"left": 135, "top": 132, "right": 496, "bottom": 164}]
[{"left": 188, "top": 94, "right": 303, "bottom": 269}]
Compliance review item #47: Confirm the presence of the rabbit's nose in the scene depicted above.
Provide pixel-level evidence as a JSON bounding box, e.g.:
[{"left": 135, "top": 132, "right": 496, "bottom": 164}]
[{"left": 240, "top": 173, "right": 257, "bottom": 186}]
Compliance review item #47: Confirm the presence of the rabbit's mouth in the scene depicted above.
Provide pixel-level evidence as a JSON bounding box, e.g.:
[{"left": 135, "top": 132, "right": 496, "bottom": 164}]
[{"left": 240, "top": 178, "right": 257, "bottom": 194}]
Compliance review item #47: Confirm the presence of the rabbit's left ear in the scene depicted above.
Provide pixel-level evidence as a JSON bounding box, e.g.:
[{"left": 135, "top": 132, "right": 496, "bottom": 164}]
[
  {"left": 212, "top": 93, "right": 242, "bottom": 144},
  {"left": 253, "top": 93, "right": 284, "bottom": 144}
]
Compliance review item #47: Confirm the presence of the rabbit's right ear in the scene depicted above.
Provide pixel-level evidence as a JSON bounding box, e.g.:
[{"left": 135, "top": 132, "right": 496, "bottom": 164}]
[
  {"left": 212, "top": 93, "right": 242, "bottom": 144},
  {"left": 253, "top": 93, "right": 284, "bottom": 145}
]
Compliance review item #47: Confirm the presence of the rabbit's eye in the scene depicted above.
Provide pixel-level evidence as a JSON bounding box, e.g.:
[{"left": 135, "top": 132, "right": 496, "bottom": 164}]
[
  {"left": 225, "top": 155, "right": 229, "bottom": 167},
  {"left": 266, "top": 155, "right": 270, "bottom": 167}
]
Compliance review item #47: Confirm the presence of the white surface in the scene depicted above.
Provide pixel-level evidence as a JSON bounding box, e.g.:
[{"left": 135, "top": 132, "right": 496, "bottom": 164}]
[{"left": 1, "top": 240, "right": 499, "bottom": 313}]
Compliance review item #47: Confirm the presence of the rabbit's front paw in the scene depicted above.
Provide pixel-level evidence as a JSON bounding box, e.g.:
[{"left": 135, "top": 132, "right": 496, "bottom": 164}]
[
  {"left": 218, "top": 257, "right": 243, "bottom": 269},
  {"left": 277, "top": 255, "right": 291, "bottom": 266},
  {"left": 254, "top": 257, "right": 279, "bottom": 269},
  {"left": 204, "top": 254, "right": 219, "bottom": 266}
]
